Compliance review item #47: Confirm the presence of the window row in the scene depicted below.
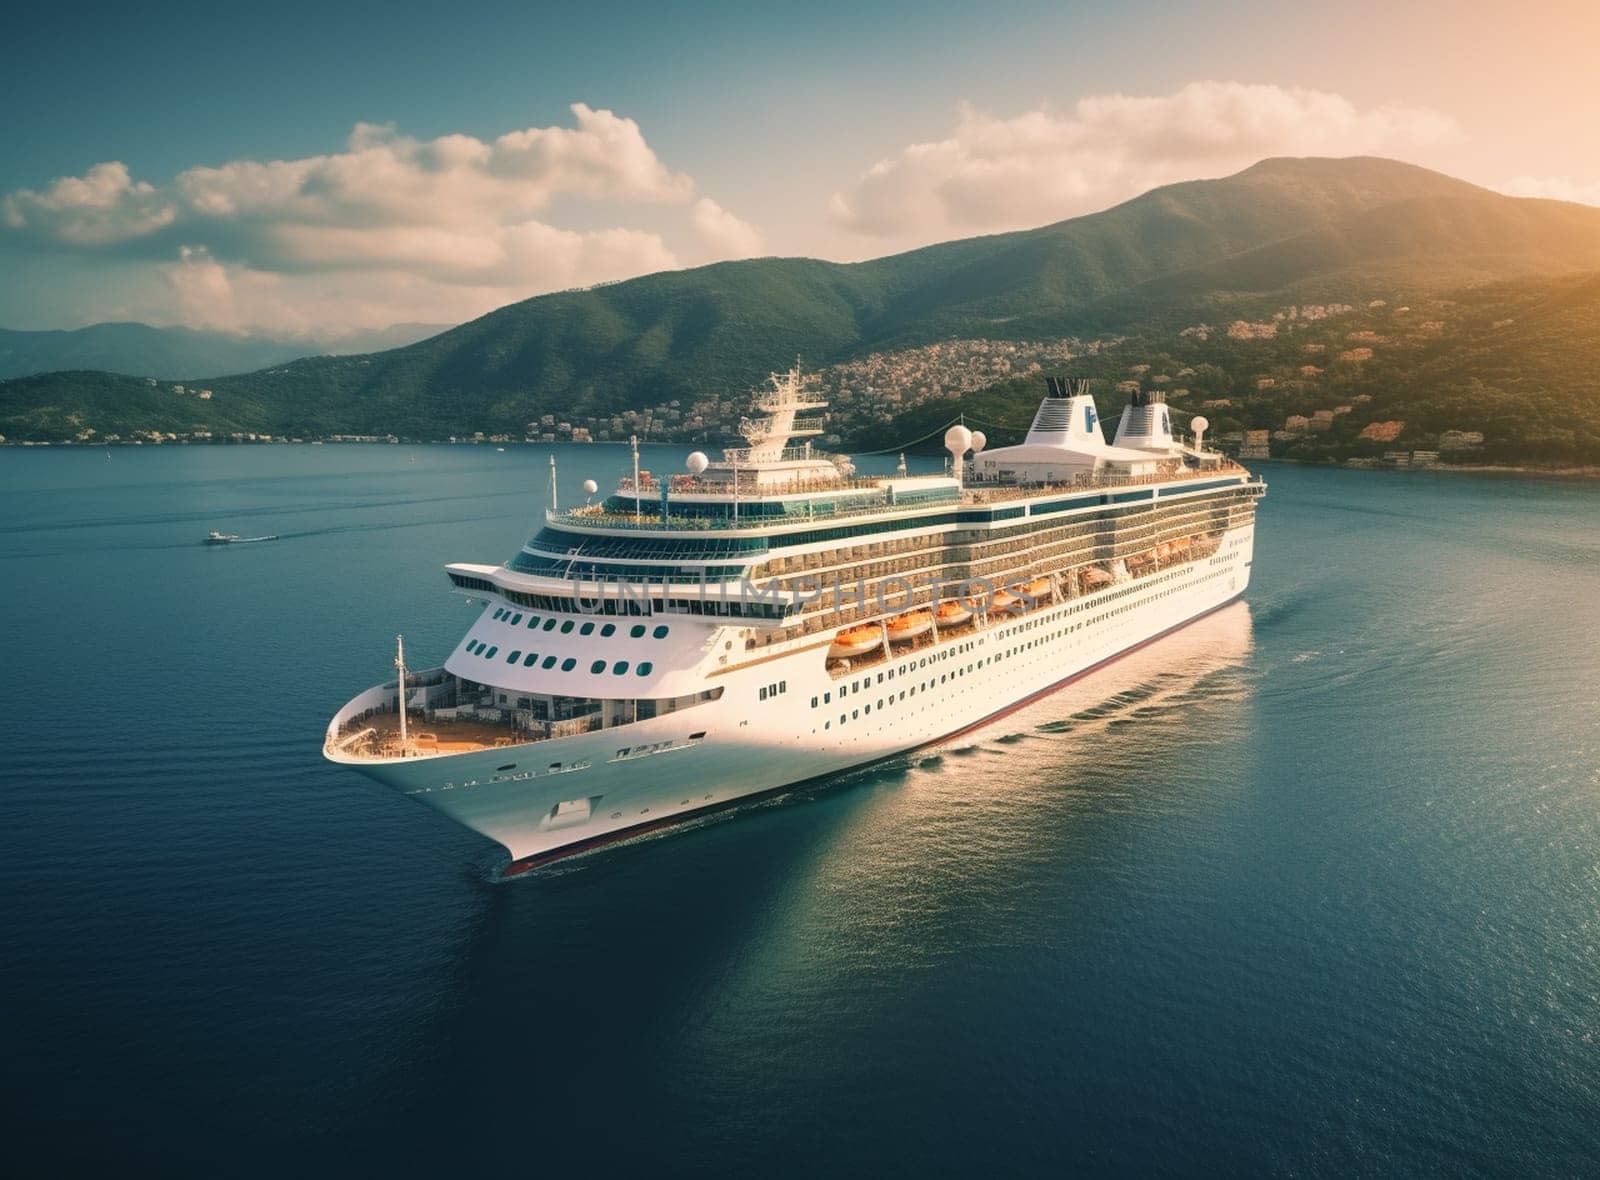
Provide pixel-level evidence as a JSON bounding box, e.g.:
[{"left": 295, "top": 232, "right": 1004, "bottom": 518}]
[
  {"left": 489, "top": 606, "right": 669, "bottom": 640},
  {"left": 463, "top": 638, "right": 654, "bottom": 676}
]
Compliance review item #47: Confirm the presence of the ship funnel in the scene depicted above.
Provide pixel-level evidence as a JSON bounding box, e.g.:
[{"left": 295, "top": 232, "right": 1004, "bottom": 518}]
[
  {"left": 1024, "top": 377, "right": 1103, "bottom": 449},
  {"left": 1112, "top": 387, "right": 1177, "bottom": 452}
]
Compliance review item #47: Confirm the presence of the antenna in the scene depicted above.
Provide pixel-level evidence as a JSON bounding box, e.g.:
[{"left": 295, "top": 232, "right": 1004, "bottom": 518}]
[
  {"left": 548, "top": 454, "right": 558, "bottom": 512},
  {"left": 630, "top": 434, "right": 640, "bottom": 523},
  {"left": 394, "top": 634, "right": 408, "bottom": 753}
]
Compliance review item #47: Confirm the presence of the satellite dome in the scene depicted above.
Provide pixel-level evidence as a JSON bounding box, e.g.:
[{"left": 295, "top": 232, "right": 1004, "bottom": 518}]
[
  {"left": 581, "top": 478, "right": 599, "bottom": 495},
  {"left": 1189, "top": 415, "right": 1209, "bottom": 434},
  {"left": 970, "top": 430, "right": 987, "bottom": 454},
  {"left": 943, "top": 425, "right": 973, "bottom": 454},
  {"left": 686, "top": 451, "right": 709, "bottom": 475}
]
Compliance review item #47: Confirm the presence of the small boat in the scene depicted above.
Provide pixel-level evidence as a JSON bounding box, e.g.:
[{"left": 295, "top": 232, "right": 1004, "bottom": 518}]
[
  {"left": 1081, "top": 567, "right": 1114, "bottom": 589},
  {"left": 886, "top": 610, "right": 934, "bottom": 641},
  {"left": 935, "top": 600, "right": 973, "bottom": 626},
  {"left": 1022, "top": 577, "right": 1053, "bottom": 603},
  {"left": 990, "top": 590, "right": 1019, "bottom": 613},
  {"left": 497, "top": 447, "right": 506, "bottom": 452},
  {"left": 203, "top": 531, "right": 279, "bottom": 546},
  {"left": 828, "top": 624, "right": 883, "bottom": 659}
]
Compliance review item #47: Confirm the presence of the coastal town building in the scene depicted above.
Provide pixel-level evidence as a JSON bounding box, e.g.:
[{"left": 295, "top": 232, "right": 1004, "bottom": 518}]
[{"left": 1360, "top": 420, "right": 1406, "bottom": 442}]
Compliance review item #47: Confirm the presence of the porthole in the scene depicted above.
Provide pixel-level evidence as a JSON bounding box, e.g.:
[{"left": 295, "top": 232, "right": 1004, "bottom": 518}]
[
  {"left": 510, "top": 614, "right": 522, "bottom": 625},
  {"left": 580, "top": 622, "right": 595, "bottom": 636},
  {"left": 637, "top": 662, "right": 652, "bottom": 675},
  {"left": 523, "top": 653, "right": 538, "bottom": 667},
  {"left": 542, "top": 618, "right": 557, "bottom": 631},
  {"left": 561, "top": 658, "right": 576, "bottom": 671},
  {"left": 560, "top": 621, "right": 574, "bottom": 634},
  {"left": 507, "top": 650, "right": 521, "bottom": 663},
  {"left": 630, "top": 624, "right": 646, "bottom": 638},
  {"left": 542, "top": 656, "right": 557, "bottom": 669},
  {"left": 485, "top": 646, "right": 498, "bottom": 659},
  {"left": 652, "top": 625, "right": 669, "bottom": 639},
  {"left": 527, "top": 616, "right": 540, "bottom": 629},
  {"left": 613, "top": 661, "right": 629, "bottom": 674},
  {"left": 601, "top": 623, "right": 616, "bottom": 637}
]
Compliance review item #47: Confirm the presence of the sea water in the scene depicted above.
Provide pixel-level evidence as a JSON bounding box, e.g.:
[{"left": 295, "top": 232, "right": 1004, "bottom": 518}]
[{"left": 1, "top": 444, "right": 1596, "bottom": 1174}]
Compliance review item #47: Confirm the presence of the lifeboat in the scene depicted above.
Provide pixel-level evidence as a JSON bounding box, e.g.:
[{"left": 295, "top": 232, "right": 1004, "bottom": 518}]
[
  {"left": 935, "top": 600, "right": 973, "bottom": 626},
  {"left": 886, "top": 610, "right": 934, "bottom": 641},
  {"left": 1022, "top": 577, "right": 1053, "bottom": 602},
  {"left": 828, "top": 624, "right": 883, "bottom": 659},
  {"left": 1081, "top": 567, "right": 1114, "bottom": 589},
  {"left": 990, "top": 590, "right": 1019, "bottom": 613}
]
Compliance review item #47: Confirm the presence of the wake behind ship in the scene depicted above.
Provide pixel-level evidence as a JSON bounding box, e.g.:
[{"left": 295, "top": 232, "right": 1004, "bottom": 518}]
[{"left": 324, "top": 370, "right": 1265, "bottom": 874}]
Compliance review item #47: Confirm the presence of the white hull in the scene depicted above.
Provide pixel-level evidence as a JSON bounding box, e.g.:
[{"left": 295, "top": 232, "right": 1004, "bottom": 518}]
[{"left": 329, "top": 523, "right": 1254, "bottom": 871}]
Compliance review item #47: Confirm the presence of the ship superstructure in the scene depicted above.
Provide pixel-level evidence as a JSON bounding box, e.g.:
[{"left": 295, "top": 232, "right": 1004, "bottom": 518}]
[{"left": 325, "top": 367, "right": 1264, "bottom": 873}]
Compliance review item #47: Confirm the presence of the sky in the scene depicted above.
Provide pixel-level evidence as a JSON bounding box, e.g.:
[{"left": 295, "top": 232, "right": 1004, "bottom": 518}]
[{"left": 3, "top": 0, "right": 1597, "bottom": 335}]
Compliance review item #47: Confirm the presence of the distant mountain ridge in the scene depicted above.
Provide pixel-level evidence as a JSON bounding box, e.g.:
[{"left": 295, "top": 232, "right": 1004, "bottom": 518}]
[
  {"left": 6, "top": 156, "right": 1600, "bottom": 446},
  {"left": 0, "top": 320, "right": 453, "bottom": 381}
]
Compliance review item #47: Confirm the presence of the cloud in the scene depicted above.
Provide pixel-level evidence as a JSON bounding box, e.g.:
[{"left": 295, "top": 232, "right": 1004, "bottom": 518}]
[
  {"left": 3, "top": 161, "right": 177, "bottom": 247},
  {"left": 1498, "top": 175, "right": 1600, "bottom": 206},
  {"left": 829, "top": 81, "right": 1462, "bottom": 240},
  {"left": 3, "top": 105, "right": 762, "bottom": 331},
  {"left": 691, "top": 197, "right": 764, "bottom": 258}
]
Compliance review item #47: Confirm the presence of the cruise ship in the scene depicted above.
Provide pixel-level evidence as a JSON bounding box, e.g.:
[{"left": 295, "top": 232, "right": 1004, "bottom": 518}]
[{"left": 324, "top": 368, "right": 1265, "bottom": 874}]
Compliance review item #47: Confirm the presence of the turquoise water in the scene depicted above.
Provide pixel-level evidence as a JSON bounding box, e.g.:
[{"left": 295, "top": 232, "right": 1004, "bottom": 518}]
[{"left": 2, "top": 445, "right": 1597, "bottom": 1174}]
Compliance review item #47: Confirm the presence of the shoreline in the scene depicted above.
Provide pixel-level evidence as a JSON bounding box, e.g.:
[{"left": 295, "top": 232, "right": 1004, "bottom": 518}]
[
  {"left": 1250, "top": 456, "right": 1600, "bottom": 481},
  {"left": 3, "top": 439, "right": 1598, "bottom": 482}
]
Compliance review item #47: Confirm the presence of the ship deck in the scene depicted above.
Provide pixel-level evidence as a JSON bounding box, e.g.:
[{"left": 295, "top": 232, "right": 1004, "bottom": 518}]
[
  {"left": 548, "top": 461, "right": 1251, "bottom": 532},
  {"left": 332, "top": 711, "right": 526, "bottom": 760}
]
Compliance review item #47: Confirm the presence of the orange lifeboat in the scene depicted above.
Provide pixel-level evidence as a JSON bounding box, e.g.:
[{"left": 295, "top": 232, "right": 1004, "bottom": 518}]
[
  {"left": 886, "top": 609, "right": 934, "bottom": 641},
  {"left": 990, "top": 590, "right": 1019, "bottom": 613},
  {"left": 828, "top": 624, "right": 882, "bottom": 660},
  {"left": 935, "top": 600, "right": 973, "bottom": 626},
  {"left": 1081, "top": 566, "right": 1114, "bottom": 589},
  {"left": 1023, "top": 577, "right": 1053, "bottom": 602}
]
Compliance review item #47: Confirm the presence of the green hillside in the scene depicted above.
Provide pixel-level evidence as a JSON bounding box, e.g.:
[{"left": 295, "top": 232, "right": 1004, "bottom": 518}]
[
  {"left": 6, "top": 155, "right": 1600, "bottom": 453},
  {"left": 869, "top": 271, "right": 1600, "bottom": 465}
]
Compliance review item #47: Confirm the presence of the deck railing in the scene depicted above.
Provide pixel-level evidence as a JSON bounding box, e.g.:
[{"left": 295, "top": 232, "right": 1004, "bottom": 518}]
[{"left": 558, "top": 464, "right": 1247, "bottom": 532}]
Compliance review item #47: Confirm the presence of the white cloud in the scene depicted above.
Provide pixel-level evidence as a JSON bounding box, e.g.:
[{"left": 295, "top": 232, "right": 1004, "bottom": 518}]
[
  {"left": 3, "top": 161, "right": 176, "bottom": 247},
  {"left": 3, "top": 105, "right": 761, "bottom": 331},
  {"left": 829, "top": 81, "right": 1462, "bottom": 241},
  {"left": 1498, "top": 175, "right": 1600, "bottom": 206},
  {"left": 691, "top": 197, "right": 764, "bottom": 258}
]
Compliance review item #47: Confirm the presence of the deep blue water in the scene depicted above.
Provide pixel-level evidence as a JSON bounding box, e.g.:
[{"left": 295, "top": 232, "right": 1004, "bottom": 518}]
[{"left": 2, "top": 444, "right": 1597, "bottom": 1176}]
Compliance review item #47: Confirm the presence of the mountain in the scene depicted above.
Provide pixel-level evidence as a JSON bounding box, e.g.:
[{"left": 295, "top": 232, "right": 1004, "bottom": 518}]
[
  {"left": 6, "top": 156, "right": 1600, "bottom": 449},
  {"left": 0, "top": 320, "right": 453, "bottom": 381}
]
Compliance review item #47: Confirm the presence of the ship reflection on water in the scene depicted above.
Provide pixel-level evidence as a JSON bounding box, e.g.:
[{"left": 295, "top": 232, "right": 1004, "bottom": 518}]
[{"left": 630, "top": 607, "right": 1254, "bottom": 1074}]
